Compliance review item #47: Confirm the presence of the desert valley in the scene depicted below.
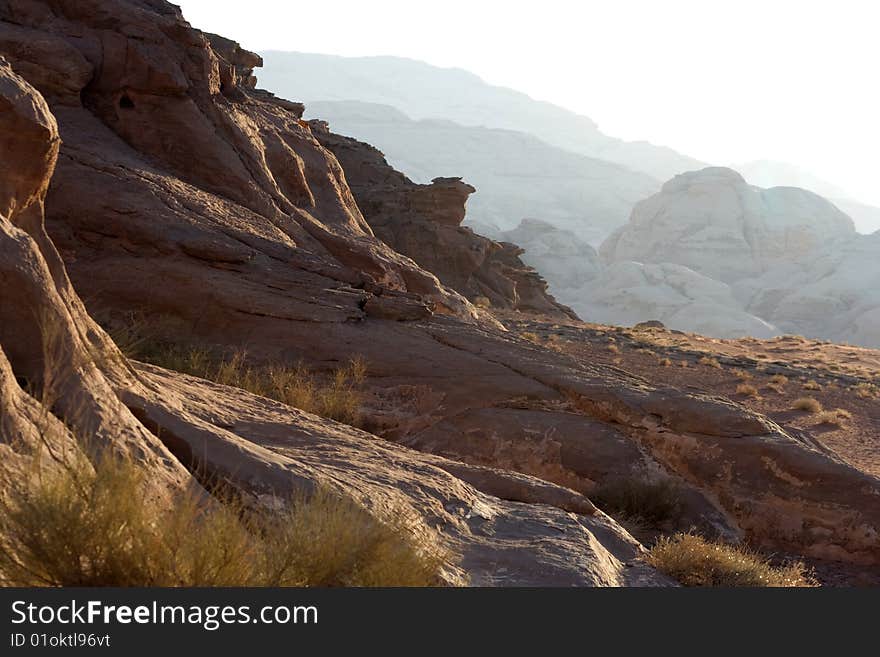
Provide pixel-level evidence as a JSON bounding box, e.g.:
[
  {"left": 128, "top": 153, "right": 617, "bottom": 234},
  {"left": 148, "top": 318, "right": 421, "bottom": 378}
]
[{"left": 1, "top": 0, "right": 879, "bottom": 591}]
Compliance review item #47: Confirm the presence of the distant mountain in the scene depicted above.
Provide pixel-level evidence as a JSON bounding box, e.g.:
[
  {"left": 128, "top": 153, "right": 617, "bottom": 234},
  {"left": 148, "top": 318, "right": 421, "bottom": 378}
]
[
  {"left": 736, "top": 160, "right": 880, "bottom": 234},
  {"left": 259, "top": 52, "right": 705, "bottom": 181},
  {"left": 305, "top": 100, "right": 658, "bottom": 243}
]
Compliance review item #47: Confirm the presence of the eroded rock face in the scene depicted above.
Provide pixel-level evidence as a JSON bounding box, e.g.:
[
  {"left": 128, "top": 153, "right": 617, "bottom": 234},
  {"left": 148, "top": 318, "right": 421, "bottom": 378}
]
[
  {"left": 0, "top": 1, "right": 665, "bottom": 586},
  {"left": 601, "top": 167, "right": 856, "bottom": 282},
  {"left": 3, "top": 1, "right": 880, "bottom": 575},
  {"left": 0, "top": 57, "right": 189, "bottom": 495},
  {"left": 312, "top": 123, "right": 574, "bottom": 317},
  {"left": 593, "top": 167, "right": 880, "bottom": 345}
]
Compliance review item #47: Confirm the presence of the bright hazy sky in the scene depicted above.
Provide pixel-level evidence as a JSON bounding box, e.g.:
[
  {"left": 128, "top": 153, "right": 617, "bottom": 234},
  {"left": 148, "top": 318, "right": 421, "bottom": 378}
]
[{"left": 177, "top": 0, "right": 880, "bottom": 206}]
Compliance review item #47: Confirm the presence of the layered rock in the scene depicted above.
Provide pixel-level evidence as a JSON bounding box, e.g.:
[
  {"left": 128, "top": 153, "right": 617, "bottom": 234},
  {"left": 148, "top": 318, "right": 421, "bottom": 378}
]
[
  {"left": 0, "top": 13, "right": 661, "bottom": 587},
  {"left": 2, "top": 1, "right": 880, "bottom": 577},
  {"left": 601, "top": 167, "right": 856, "bottom": 282},
  {"left": 593, "top": 167, "right": 880, "bottom": 345},
  {"left": 311, "top": 123, "right": 573, "bottom": 317},
  {"left": 304, "top": 100, "right": 658, "bottom": 243}
]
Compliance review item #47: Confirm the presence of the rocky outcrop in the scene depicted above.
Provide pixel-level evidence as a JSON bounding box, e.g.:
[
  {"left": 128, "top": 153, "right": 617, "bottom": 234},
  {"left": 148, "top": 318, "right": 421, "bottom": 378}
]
[
  {"left": 601, "top": 167, "right": 856, "bottom": 282},
  {"left": 304, "top": 100, "right": 658, "bottom": 243},
  {"left": 0, "top": 57, "right": 190, "bottom": 496},
  {"left": 593, "top": 167, "right": 880, "bottom": 345},
  {"left": 0, "top": 18, "right": 662, "bottom": 587},
  {"left": 311, "top": 123, "right": 574, "bottom": 317},
  {"left": 3, "top": 1, "right": 880, "bottom": 578}
]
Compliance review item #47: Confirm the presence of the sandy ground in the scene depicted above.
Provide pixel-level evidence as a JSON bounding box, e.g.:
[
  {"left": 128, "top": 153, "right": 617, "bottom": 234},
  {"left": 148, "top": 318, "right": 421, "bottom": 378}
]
[
  {"left": 497, "top": 313, "right": 880, "bottom": 585},
  {"left": 502, "top": 314, "right": 880, "bottom": 478}
]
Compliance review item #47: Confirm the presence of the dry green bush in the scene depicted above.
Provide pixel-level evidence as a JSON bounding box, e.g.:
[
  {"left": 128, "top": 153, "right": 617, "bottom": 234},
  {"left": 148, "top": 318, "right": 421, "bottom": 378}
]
[
  {"left": 647, "top": 534, "right": 816, "bottom": 587},
  {"left": 592, "top": 478, "right": 683, "bottom": 526},
  {"left": 0, "top": 452, "right": 447, "bottom": 587},
  {"left": 792, "top": 397, "right": 823, "bottom": 413}
]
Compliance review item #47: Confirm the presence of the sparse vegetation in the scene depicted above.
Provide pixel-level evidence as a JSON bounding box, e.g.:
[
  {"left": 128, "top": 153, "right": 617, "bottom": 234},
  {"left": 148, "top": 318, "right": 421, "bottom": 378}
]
[
  {"left": 792, "top": 397, "right": 823, "bottom": 413},
  {"left": 0, "top": 451, "right": 447, "bottom": 587},
  {"left": 736, "top": 383, "right": 760, "bottom": 398},
  {"left": 814, "top": 408, "right": 852, "bottom": 427},
  {"left": 106, "top": 318, "right": 367, "bottom": 426},
  {"left": 698, "top": 356, "right": 721, "bottom": 369},
  {"left": 769, "top": 374, "right": 789, "bottom": 386},
  {"left": 733, "top": 369, "right": 753, "bottom": 381},
  {"left": 803, "top": 380, "right": 822, "bottom": 391},
  {"left": 522, "top": 332, "right": 541, "bottom": 344},
  {"left": 607, "top": 344, "right": 620, "bottom": 354},
  {"left": 592, "top": 478, "right": 683, "bottom": 526},
  {"left": 658, "top": 357, "right": 673, "bottom": 367},
  {"left": 472, "top": 296, "right": 492, "bottom": 309},
  {"left": 646, "top": 534, "right": 816, "bottom": 587},
  {"left": 855, "top": 383, "right": 878, "bottom": 399}
]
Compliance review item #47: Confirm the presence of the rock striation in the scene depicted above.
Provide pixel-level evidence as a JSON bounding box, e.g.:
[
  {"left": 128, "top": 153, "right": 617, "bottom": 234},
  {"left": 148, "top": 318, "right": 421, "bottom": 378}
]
[
  {"left": 311, "top": 124, "right": 574, "bottom": 317},
  {"left": 592, "top": 167, "right": 880, "bottom": 345},
  {"left": 2, "top": 1, "right": 880, "bottom": 581}
]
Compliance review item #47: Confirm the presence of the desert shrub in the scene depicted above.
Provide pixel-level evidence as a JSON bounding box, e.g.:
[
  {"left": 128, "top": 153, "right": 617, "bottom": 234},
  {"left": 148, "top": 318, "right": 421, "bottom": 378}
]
[
  {"left": 139, "top": 343, "right": 365, "bottom": 427},
  {"left": 678, "top": 360, "right": 689, "bottom": 368},
  {"left": 0, "top": 452, "right": 446, "bottom": 587},
  {"left": 854, "top": 383, "right": 878, "bottom": 399},
  {"left": 814, "top": 408, "right": 851, "bottom": 427},
  {"left": 803, "top": 380, "right": 822, "bottom": 391},
  {"left": 607, "top": 344, "right": 620, "bottom": 354},
  {"left": 698, "top": 356, "right": 721, "bottom": 369},
  {"left": 733, "top": 369, "right": 753, "bottom": 381},
  {"left": 769, "top": 374, "right": 789, "bottom": 386},
  {"left": 736, "top": 384, "right": 759, "bottom": 398},
  {"left": 647, "top": 534, "right": 816, "bottom": 587},
  {"left": 658, "top": 358, "right": 673, "bottom": 367},
  {"left": 521, "top": 332, "right": 540, "bottom": 343},
  {"left": 792, "top": 397, "right": 823, "bottom": 413},
  {"left": 472, "top": 296, "right": 492, "bottom": 309},
  {"left": 592, "top": 478, "right": 682, "bottom": 526}
]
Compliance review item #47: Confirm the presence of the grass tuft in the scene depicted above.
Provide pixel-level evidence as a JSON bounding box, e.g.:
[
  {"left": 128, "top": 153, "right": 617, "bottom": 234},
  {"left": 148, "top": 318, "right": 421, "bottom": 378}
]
[
  {"left": 736, "top": 383, "right": 759, "bottom": 398},
  {"left": 792, "top": 397, "right": 823, "bottom": 413},
  {"left": 0, "top": 451, "right": 447, "bottom": 587},
  {"left": 698, "top": 356, "right": 721, "bottom": 369},
  {"left": 647, "top": 533, "right": 816, "bottom": 587},
  {"left": 592, "top": 478, "right": 682, "bottom": 526}
]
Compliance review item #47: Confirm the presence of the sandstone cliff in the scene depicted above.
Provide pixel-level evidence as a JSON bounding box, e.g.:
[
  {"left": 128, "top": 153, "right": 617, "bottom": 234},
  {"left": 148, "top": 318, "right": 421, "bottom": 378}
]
[
  {"left": 310, "top": 122, "right": 574, "bottom": 318},
  {"left": 2, "top": 1, "right": 880, "bottom": 583}
]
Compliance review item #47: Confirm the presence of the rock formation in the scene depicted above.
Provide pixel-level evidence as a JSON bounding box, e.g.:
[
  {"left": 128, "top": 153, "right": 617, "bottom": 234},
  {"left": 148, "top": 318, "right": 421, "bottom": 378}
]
[
  {"left": 592, "top": 167, "right": 880, "bottom": 345},
  {"left": 311, "top": 123, "right": 573, "bottom": 317},
  {"left": 2, "top": 1, "right": 880, "bottom": 584},
  {"left": 601, "top": 167, "right": 856, "bottom": 282},
  {"left": 304, "top": 100, "right": 658, "bottom": 243}
]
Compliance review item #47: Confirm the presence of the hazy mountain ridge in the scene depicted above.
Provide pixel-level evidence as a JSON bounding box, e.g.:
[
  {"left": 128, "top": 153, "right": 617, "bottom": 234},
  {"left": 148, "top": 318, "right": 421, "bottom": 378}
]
[
  {"left": 260, "top": 51, "right": 706, "bottom": 182},
  {"left": 305, "top": 99, "right": 659, "bottom": 242}
]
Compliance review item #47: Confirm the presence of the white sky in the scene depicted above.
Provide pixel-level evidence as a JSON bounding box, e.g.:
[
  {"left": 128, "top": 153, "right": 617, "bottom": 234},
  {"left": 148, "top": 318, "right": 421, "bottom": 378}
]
[{"left": 177, "top": 0, "right": 880, "bottom": 206}]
